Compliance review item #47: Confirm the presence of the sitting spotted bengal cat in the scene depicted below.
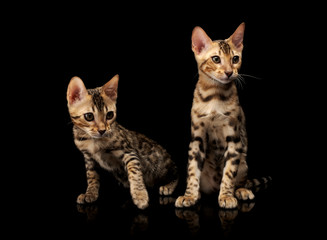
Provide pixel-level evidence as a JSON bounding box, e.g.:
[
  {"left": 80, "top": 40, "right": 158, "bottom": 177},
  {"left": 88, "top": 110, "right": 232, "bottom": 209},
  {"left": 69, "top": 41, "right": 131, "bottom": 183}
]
[
  {"left": 67, "top": 75, "right": 178, "bottom": 209},
  {"left": 176, "top": 23, "right": 264, "bottom": 209}
]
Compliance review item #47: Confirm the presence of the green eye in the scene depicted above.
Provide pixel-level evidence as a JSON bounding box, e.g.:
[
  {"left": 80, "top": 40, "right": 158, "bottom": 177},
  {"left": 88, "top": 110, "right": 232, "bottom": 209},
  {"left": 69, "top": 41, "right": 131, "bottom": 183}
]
[
  {"left": 106, "top": 111, "right": 114, "bottom": 120},
  {"left": 232, "top": 56, "right": 239, "bottom": 64},
  {"left": 212, "top": 56, "right": 221, "bottom": 64},
  {"left": 84, "top": 112, "right": 94, "bottom": 121}
]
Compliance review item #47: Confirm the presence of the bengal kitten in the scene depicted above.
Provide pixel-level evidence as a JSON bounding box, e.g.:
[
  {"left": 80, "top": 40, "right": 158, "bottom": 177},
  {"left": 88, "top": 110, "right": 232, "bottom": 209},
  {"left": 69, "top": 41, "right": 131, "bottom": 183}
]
[
  {"left": 175, "top": 23, "right": 255, "bottom": 209},
  {"left": 67, "top": 75, "right": 178, "bottom": 209}
]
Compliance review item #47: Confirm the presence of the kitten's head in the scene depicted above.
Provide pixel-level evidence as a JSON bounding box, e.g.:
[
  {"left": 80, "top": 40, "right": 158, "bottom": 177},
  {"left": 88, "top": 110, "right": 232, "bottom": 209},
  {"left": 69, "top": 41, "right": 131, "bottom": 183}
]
[
  {"left": 67, "top": 75, "right": 119, "bottom": 138},
  {"left": 192, "top": 23, "right": 245, "bottom": 85}
]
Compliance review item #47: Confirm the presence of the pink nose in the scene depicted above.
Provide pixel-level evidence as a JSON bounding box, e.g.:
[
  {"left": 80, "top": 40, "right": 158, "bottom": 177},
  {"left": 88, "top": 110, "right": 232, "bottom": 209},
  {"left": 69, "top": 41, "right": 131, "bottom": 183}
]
[{"left": 225, "top": 71, "right": 233, "bottom": 78}]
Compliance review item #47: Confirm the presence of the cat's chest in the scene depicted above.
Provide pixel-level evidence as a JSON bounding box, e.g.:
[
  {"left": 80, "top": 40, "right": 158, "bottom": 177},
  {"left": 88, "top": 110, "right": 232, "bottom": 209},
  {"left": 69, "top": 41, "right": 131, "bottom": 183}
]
[
  {"left": 75, "top": 138, "right": 105, "bottom": 154},
  {"left": 193, "top": 98, "right": 234, "bottom": 120},
  {"left": 198, "top": 99, "right": 224, "bottom": 116},
  {"left": 192, "top": 98, "right": 242, "bottom": 138},
  {"left": 94, "top": 150, "right": 122, "bottom": 171},
  {"left": 75, "top": 138, "right": 123, "bottom": 170}
]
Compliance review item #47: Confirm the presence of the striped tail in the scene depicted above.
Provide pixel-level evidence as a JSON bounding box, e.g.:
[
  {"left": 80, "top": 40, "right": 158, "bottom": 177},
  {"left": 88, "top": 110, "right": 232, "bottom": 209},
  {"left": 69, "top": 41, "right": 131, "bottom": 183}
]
[{"left": 245, "top": 176, "right": 272, "bottom": 190}]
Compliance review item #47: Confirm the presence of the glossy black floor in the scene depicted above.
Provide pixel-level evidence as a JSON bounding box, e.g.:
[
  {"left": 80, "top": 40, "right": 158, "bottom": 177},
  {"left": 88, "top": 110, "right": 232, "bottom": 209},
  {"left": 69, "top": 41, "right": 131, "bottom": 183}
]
[{"left": 56, "top": 177, "right": 273, "bottom": 239}]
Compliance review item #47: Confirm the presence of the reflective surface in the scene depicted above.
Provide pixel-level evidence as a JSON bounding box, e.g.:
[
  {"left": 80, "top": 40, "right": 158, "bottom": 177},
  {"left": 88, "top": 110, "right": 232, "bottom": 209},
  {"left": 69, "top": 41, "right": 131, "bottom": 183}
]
[{"left": 51, "top": 181, "right": 273, "bottom": 239}]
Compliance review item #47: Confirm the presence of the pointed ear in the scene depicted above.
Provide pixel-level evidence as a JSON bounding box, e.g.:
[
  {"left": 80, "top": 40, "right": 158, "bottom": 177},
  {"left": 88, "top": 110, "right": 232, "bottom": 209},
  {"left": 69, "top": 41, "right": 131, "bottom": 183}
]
[
  {"left": 67, "top": 76, "right": 88, "bottom": 105},
  {"left": 102, "top": 74, "right": 119, "bottom": 101},
  {"left": 227, "top": 22, "right": 245, "bottom": 50},
  {"left": 192, "top": 26, "right": 212, "bottom": 55}
]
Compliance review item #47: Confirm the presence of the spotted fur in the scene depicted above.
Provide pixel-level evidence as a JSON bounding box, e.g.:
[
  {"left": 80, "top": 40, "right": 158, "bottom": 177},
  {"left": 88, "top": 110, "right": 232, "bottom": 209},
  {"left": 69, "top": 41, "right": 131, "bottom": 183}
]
[
  {"left": 67, "top": 75, "right": 178, "bottom": 209},
  {"left": 176, "top": 23, "right": 255, "bottom": 209}
]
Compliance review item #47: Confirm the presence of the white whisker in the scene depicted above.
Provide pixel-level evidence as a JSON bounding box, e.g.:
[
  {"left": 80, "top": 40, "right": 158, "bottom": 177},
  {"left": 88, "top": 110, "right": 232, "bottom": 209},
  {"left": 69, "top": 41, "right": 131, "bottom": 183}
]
[
  {"left": 239, "top": 74, "right": 262, "bottom": 80},
  {"left": 235, "top": 75, "right": 245, "bottom": 89}
]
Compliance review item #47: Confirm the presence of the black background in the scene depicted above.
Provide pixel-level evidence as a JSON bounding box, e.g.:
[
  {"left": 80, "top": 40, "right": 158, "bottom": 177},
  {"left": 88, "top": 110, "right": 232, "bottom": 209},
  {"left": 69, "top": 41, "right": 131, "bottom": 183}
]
[{"left": 10, "top": 6, "right": 303, "bottom": 239}]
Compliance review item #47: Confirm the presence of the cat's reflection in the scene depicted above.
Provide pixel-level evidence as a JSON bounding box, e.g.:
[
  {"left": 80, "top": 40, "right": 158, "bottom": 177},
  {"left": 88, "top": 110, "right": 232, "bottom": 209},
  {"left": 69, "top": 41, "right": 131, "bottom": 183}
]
[
  {"left": 76, "top": 201, "right": 149, "bottom": 237},
  {"left": 175, "top": 181, "right": 270, "bottom": 236},
  {"left": 130, "top": 213, "right": 149, "bottom": 235},
  {"left": 76, "top": 204, "right": 99, "bottom": 221},
  {"left": 75, "top": 195, "right": 255, "bottom": 237},
  {"left": 219, "top": 202, "right": 255, "bottom": 236},
  {"left": 76, "top": 196, "right": 176, "bottom": 235},
  {"left": 175, "top": 206, "right": 201, "bottom": 235},
  {"left": 159, "top": 196, "right": 176, "bottom": 205},
  {"left": 175, "top": 200, "right": 255, "bottom": 237}
]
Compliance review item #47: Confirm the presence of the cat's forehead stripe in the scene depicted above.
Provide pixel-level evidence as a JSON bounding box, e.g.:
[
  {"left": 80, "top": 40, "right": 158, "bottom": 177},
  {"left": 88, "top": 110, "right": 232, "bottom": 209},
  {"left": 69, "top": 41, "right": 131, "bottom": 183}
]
[
  {"left": 218, "top": 41, "right": 231, "bottom": 54},
  {"left": 88, "top": 89, "right": 105, "bottom": 111},
  {"left": 212, "top": 40, "right": 231, "bottom": 55}
]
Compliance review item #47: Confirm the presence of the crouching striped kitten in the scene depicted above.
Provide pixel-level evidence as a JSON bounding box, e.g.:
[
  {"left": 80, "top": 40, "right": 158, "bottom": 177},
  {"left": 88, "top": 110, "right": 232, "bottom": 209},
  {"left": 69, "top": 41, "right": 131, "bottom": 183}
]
[
  {"left": 176, "top": 23, "right": 256, "bottom": 209},
  {"left": 67, "top": 75, "right": 178, "bottom": 209}
]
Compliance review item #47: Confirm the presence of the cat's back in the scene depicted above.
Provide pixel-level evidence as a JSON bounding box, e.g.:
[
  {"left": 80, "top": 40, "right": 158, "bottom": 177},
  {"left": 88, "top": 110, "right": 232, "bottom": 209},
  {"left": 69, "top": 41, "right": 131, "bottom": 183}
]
[
  {"left": 115, "top": 123, "right": 175, "bottom": 186},
  {"left": 119, "top": 124, "right": 169, "bottom": 159}
]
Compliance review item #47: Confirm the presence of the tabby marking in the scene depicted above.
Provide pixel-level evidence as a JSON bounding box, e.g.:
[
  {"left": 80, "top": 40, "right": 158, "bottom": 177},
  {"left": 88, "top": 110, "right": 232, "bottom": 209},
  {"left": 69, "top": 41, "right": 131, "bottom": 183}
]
[
  {"left": 176, "top": 23, "right": 255, "bottom": 209},
  {"left": 67, "top": 75, "right": 178, "bottom": 209}
]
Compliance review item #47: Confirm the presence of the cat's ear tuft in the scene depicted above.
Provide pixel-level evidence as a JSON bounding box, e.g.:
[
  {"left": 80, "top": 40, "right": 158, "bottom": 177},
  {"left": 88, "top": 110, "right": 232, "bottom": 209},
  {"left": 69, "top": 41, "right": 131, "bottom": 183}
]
[
  {"left": 67, "top": 76, "right": 88, "bottom": 105},
  {"left": 192, "top": 26, "right": 212, "bottom": 55},
  {"left": 227, "top": 22, "right": 245, "bottom": 50},
  {"left": 103, "top": 74, "right": 119, "bottom": 101}
]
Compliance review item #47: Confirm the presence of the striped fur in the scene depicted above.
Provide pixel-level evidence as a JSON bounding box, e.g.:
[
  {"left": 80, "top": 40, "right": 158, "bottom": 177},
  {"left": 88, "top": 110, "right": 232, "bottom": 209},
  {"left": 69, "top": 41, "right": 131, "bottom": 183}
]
[
  {"left": 67, "top": 75, "right": 178, "bottom": 209},
  {"left": 176, "top": 23, "right": 256, "bottom": 209}
]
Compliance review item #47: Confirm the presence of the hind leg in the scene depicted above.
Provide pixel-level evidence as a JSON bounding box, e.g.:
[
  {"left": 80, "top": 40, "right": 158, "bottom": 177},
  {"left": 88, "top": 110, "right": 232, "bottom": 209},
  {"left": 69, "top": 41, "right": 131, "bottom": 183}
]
[
  {"left": 159, "top": 179, "right": 178, "bottom": 195},
  {"left": 235, "top": 157, "right": 254, "bottom": 201},
  {"left": 235, "top": 188, "right": 254, "bottom": 200},
  {"left": 160, "top": 156, "right": 179, "bottom": 196}
]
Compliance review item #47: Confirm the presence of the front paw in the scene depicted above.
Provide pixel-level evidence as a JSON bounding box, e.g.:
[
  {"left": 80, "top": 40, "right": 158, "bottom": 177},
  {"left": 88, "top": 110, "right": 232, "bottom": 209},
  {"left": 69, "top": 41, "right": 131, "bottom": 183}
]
[
  {"left": 175, "top": 195, "right": 198, "bottom": 208},
  {"left": 218, "top": 195, "right": 238, "bottom": 209},
  {"left": 77, "top": 192, "right": 98, "bottom": 204},
  {"left": 132, "top": 190, "right": 149, "bottom": 210}
]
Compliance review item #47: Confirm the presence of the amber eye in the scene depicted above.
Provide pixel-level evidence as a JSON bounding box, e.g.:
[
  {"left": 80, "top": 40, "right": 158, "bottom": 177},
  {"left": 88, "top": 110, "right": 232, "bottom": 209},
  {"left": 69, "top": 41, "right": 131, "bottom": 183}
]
[
  {"left": 211, "top": 56, "right": 221, "bottom": 64},
  {"left": 232, "top": 56, "right": 239, "bottom": 64},
  {"left": 106, "top": 111, "right": 114, "bottom": 120},
  {"left": 84, "top": 112, "right": 94, "bottom": 121}
]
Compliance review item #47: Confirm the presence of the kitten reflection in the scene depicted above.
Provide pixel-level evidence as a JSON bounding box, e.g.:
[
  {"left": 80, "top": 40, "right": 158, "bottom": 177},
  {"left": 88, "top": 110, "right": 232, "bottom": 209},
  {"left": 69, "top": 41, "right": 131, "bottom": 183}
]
[
  {"left": 159, "top": 196, "right": 176, "bottom": 205},
  {"left": 238, "top": 201, "right": 255, "bottom": 213},
  {"left": 175, "top": 200, "right": 255, "bottom": 236},
  {"left": 175, "top": 206, "right": 201, "bottom": 236},
  {"left": 219, "top": 202, "right": 255, "bottom": 237},
  {"left": 76, "top": 204, "right": 99, "bottom": 221},
  {"left": 130, "top": 214, "right": 148, "bottom": 235}
]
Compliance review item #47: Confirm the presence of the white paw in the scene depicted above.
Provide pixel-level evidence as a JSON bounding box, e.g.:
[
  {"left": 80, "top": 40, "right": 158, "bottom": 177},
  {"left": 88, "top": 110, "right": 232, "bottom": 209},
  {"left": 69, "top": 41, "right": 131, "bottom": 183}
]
[
  {"left": 175, "top": 195, "right": 198, "bottom": 208},
  {"left": 235, "top": 188, "right": 255, "bottom": 200},
  {"left": 218, "top": 195, "right": 238, "bottom": 209},
  {"left": 132, "top": 190, "right": 149, "bottom": 209}
]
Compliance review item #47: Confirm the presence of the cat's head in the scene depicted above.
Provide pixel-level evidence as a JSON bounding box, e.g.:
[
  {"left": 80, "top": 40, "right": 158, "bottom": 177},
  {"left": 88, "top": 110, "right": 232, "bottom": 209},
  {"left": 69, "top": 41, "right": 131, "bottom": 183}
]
[
  {"left": 67, "top": 75, "right": 119, "bottom": 138},
  {"left": 192, "top": 23, "right": 245, "bottom": 85}
]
